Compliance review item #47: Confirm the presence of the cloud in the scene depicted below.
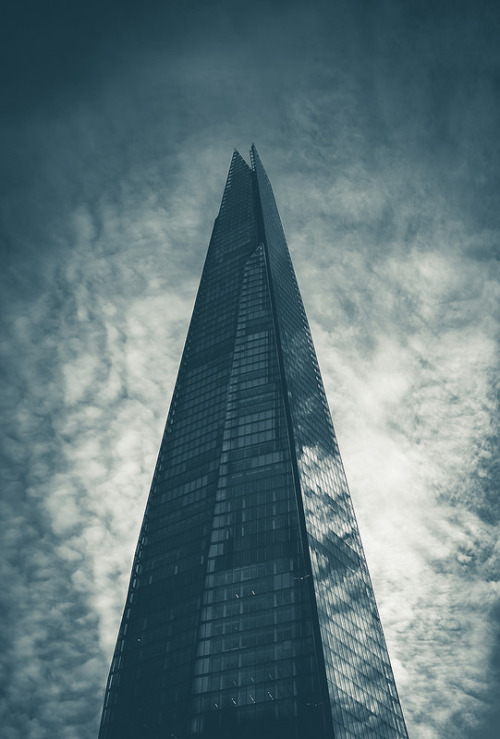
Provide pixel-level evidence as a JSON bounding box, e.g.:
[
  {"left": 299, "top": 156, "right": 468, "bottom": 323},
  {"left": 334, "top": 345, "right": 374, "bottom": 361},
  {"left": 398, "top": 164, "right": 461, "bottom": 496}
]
[
  {"left": 1, "top": 1, "right": 499, "bottom": 737},
  {"left": 305, "top": 226, "right": 499, "bottom": 736}
]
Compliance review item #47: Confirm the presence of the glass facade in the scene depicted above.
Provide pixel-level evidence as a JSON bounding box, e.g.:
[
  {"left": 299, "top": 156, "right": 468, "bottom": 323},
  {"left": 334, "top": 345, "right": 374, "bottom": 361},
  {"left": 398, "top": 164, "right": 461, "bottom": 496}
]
[{"left": 98, "top": 148, "right": 408, "bottom": 738}]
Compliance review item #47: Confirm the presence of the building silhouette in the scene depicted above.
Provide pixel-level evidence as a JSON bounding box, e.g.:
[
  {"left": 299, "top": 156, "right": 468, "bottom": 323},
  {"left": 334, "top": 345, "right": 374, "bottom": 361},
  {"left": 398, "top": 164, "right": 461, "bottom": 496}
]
[{"left": 99, "top": 146, "right": 408, "bottom": 738}]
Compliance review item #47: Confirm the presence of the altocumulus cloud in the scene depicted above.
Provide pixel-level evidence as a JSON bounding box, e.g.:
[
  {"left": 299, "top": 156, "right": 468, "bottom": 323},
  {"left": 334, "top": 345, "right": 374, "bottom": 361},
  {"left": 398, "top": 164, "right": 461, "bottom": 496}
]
[
  {"left": 1, "top": 0, "right": 500, "bottom": 737},
  {"left": 1, "top": 160, "right": 210, "bottom": 737},
  {"left": 294, "top": 167, "right": 500, "bottom": 736}
]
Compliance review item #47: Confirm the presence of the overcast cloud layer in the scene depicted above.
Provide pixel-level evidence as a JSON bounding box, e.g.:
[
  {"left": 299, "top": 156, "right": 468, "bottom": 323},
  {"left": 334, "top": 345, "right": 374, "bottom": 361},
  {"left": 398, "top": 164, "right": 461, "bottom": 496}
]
[{"left": 1, "top": 1, "right": 499, "bottom": 737}]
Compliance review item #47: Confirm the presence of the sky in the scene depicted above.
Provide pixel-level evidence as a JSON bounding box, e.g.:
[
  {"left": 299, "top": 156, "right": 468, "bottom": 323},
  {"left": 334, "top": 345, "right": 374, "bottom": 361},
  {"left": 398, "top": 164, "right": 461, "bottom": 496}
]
[{"left": 0, "top": 0, "right": 499, "bottom": 737}]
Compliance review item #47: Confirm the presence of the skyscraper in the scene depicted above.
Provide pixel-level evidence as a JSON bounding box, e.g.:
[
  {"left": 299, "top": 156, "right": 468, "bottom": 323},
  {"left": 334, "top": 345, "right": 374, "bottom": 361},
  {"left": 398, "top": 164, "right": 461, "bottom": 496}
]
[{"left": 99, "top": 146, "right": 408, "bottom": 739}]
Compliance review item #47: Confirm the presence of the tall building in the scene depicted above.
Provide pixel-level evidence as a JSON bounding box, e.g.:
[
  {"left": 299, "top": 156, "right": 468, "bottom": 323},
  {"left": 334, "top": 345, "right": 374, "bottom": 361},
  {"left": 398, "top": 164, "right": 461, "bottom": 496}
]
[{"left": 99, "top": 146, "right": 408, "bottom": 739}]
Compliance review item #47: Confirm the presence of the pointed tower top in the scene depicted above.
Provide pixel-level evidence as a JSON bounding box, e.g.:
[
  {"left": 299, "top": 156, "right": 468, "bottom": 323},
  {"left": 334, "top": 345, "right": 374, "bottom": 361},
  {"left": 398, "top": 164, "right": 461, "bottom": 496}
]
[
  {"left": 218, "top": 147, "right": 253, "bottom": 215},
  {"left": 230, "top": 149, "right": 250, "bottom": 169},
  {"left": 250, "top": 143, "right": 258, "bottom": 170}
]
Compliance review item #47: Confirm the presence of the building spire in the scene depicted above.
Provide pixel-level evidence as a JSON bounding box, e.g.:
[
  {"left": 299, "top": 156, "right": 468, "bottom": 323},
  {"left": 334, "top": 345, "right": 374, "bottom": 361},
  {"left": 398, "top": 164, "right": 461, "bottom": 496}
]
[{"left": 98, "top": 146, "right": 409, "bottom": 739}]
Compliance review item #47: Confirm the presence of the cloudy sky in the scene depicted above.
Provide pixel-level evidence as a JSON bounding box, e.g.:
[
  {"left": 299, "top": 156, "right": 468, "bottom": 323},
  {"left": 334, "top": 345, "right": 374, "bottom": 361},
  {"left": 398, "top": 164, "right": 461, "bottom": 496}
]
[{"left": 1, "top": 1, "right": 499, "bottom": 737}]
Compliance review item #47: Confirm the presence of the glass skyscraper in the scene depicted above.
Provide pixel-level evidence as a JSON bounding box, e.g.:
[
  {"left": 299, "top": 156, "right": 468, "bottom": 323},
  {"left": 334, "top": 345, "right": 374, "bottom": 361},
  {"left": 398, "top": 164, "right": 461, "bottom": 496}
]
[{"left": 99, "top": 146, "right": 408, "bottom": 738}]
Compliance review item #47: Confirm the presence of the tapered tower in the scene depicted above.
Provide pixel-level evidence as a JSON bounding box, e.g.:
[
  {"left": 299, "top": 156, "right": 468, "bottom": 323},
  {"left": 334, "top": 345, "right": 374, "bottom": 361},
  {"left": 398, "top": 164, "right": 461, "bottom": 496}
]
[{"left": 99, "top": 147, "right": 408, "bottom": 738}]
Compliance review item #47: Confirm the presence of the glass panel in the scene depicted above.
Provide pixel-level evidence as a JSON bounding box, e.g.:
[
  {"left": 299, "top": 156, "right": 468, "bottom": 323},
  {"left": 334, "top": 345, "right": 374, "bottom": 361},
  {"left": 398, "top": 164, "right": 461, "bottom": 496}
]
[{"left": 253, "top": 145, "right": 408, "bottom": 738}]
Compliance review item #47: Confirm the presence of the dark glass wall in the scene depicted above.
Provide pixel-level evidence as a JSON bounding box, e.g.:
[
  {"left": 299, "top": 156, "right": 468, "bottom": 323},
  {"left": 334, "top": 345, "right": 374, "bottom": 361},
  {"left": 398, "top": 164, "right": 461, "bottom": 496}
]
[
  {"left": 99, "top": 148, "right": 408, "bottom": 739},
  {"left": 99, "top": 151, "right": 262, "bottom": 738}
]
